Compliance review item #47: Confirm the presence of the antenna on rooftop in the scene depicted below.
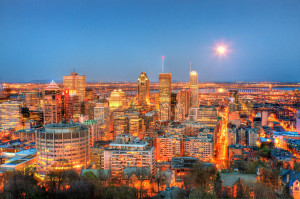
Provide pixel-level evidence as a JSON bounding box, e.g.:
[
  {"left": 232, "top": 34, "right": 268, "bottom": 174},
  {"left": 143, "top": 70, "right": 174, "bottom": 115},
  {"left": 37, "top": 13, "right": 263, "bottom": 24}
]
[
  {"left": 190, "top": 60, "right": 192, "bottom": 73},
  {"left": 162, "top": 56, "right": 165, "bottom": 73}
]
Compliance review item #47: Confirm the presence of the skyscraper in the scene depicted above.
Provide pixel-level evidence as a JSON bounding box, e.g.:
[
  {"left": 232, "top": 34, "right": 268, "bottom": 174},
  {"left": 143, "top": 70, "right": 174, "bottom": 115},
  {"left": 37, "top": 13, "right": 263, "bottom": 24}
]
[
  {"left": 159, "top": 73, "right": 171, "bottom": 121},
  {"left": 190, "top": 71, "right": 198, "bottom": 108},
  {"left": 229, "top": 90, "right": 239, "bottom": 113},
  {"left": 63, "top": 72, "right": 86, "bottom": 102},
  {"left": 43, "top": 81, "right": 63, "bottom": 125},
  {"left": 137, "top": 72, "right": 150, "bottom": 106},
  {"left": 177, "top": 89, "right": 190, "bottom": 115},
  {"left": 296, "top": 110, "right": 300, "bottom": 134},
  {"left": 0, "top": 101, "right": 21, "bottom": 130}
]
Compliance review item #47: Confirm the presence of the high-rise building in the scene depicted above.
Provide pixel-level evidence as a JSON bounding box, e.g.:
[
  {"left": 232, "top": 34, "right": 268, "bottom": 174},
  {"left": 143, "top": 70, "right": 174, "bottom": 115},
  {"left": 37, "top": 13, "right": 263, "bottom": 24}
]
[
  {"left": 229, "top": 90, "right": 239, "bottom": 113},
  {"left": 175, "top": 103, "right": 185, "bottom": 121},
  {"left": 109, "top": 89, "right": 127, "bottom": 110},
  {"left": 36, "top": 123, "right": 90, "bottom": 175},
  {"left": 62, "top": 89, "right": 81, "bottom": 122},
  {"left": 43, "top": 81, "right": 63, "bottom": 125},
  {"left": 184, "top": 133, "right": 214, "bottom": 162},
  {"left": 113, "top": 115, "right": 129, "bottom": 139},
  {"left": 177, "top": 89, "right": 190, "bottom": 116},
  {"left": 159, "top": 73, "right": 171, "bottom": 121},
  {"left": 262, "top": 111, "right": 268, "bottom": 126},
  {"left": 94, "top": 100, "right": 110, "bottom": 138},
  {"left": 101, "top": 134, "right": 156, "bottom": 178},
  {"left": 63, "top": 72, "right": 86, "bottom": 102},
  {"left": 189, "top": 105, "right": 218, "bottom": 128},
  {"left": 25, "top": 92, "right": 40, "bottom": 111},
  {"left": 190, "top": 71, "right": 198, "bottom": 108},
  {"left": 171, "top": 92, "right": 177, "bottom": 120},
  {"left": 0, "top": 101, "right": 21, "bottom": 130},
  {"left": 137, "top": 72, "right": 150, "bottom": 106},
  {"left": 156, "top": 134, "right": 183, "bottom": 162}
]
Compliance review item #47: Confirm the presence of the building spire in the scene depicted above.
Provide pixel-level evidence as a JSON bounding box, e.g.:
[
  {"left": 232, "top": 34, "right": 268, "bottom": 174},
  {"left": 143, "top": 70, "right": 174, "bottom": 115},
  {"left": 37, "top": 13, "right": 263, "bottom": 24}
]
[{"left": 190, "top": 61, "right": 192, "bottom": 73}]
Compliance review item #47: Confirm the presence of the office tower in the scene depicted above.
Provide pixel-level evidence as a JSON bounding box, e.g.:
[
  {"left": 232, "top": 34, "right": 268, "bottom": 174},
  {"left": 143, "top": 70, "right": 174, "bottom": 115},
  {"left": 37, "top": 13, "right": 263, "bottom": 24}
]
[
  {"left": 84, "top": 101, "right": 96, "bottom": 119},
  {"left": 137, "top": 72, "right": 150, "bottom": 106},
  {"left": 25, "top": 92, "right": 40, "bottom": 111},
  {"left": 262, "top": 111, "right": 268, "bottom": 126},
  {"left": 63, "top": 72, "right": 86, "bottom": 102},
  {"left": 126, "top": 111, "right": 143, "bottom": 137},
  {"left": 253, "top": 117, "right": 262, "bottom": 133},
  {"left": 0, "top": 101, "right": 21, "bottom": 130},
  {"left": 101, "top": 134, "right": 156, "bottom": 178},
  {"left": 175, "top": 103, "right": 185, "bottom": 121},
  {"left": 43, "top": 81, "right": 63, "bottom": 125},
  {"left": 84, "top": 119, "right": 102, "bottom": 146},
  {"left": 177, "top": 89, "right": 190, "bottom": 116},
  {"left": 183, "top": 133, "right": 214, "bottom": 162},
  {"left": 109, "top": 89, "right": 126, "bottom": 110},
  {"left": 62, "top": 89, "right": 81, "bottom": 122},
  {"left": 297, "top": 110, "right": 300, "bottom": 134},
  {"left": 189, "top": 105, "right": 218, "bottom": 128},
  {"left": 113, "top": 115, "right": 129, "bottom": 139},
  {"left": 36, "top": 123, "right": 90, "bottom": 175},
  {"left": 94, "top": 100, "right": 110, "bottom": 138},
  {"left": 228, "top": 90, "right": 239, "bottom": 113},
  {"left": 247, "top": 128, "right": 257, "bottom": 147},
  {"left": 171, "top": 92, "right": 177, "bottom": 120},
  {"left": 156, "top": 134, "right": 183, "bottom": 162},
  {"left": 227, "top": 128, "right": 237, "bottom": 146},
  {"left": 190, "top": 71, "right": 198, "bottom": 108},
  {"left": 159, "top": 73, "right": 171, "bottom": 121}
]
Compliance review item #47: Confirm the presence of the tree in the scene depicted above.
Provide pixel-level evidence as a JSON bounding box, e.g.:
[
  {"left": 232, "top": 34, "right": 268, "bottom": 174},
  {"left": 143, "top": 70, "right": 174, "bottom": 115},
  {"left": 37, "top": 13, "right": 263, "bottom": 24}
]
[
  {"left": 189, "top": 189, "right": 217, "bottom": 199},
  {"left": 154, "top": 170, "right": 166, "bottom": 192},
  {"left": 282, "top": 185, "right": 292, "bottom": 199},
  {"left": 213, "top": 172, "right": 222, "bottom": 198}
]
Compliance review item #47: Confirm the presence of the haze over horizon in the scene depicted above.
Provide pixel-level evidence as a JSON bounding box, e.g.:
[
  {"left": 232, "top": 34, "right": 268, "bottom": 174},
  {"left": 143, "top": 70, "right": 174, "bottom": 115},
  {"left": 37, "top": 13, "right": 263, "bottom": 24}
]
[{"left": 1, "top": 0, "right": 300, "bottom": 83}]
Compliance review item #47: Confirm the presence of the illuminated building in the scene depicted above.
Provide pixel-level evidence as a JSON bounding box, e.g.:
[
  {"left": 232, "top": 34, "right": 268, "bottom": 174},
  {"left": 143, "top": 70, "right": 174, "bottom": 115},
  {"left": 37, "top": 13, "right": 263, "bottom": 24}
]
[
  {"left": 84, "top": 101, "right": 96, "bottom": 120},
  {"left": 63, "top": 72, "right": 86, "bottom": 102},
  {"left": 183, "top": 133, "right": 214, "bottom": 162},
  {"left": 247, "top": 128, "right": 257, "bottom": 147},
  {"left": 262, "top": 111, "right": 268, "bottom": 126},
  {"left": 25, "top": 92, "right": 40, "bottom": 111},
  {"left": 171, "top": 92, "right": 177, "bottom": 120},
  {"left": 36, "top": 122, "right": 90, "bottom": 175},
  {"left": 156, "top": 134, "right": 183, "bottom": 162},
  {"left": 109, "top": 89, "right": 126, "bottom": 110},
  {"left": 227, "top": 128, "right": 237, "bottom": 146},
  {"left": 159, "top": 73, "right": 171, "bottom": 121},
  {"left": 128, "top": 113, "right": 143, "bottom": 137},
  {"left": 0, "top": 101, "right": 21, "bottom": 130},
  {"left": 13, "top": 129, "right": 36, "bottom": 141},
  {"left": 137, "top": 72, "right": 150, "bottom": 106},
  {"left": 43, "top": 81, "right": 63, "bottom": 125},
  {"left": 101, "top": 134, "right": 156, "bottom": 178},
  {"left": 84, "top": 119, "right": 103, "bottom": 146},
  {"left": 175, "top": 103, "right": 185, "bottom": 121},
  {"left": 94, "top": 100, "right": 110, "bottom": 137},
  {"left": 189, "top": 105, "right": 218, "bottom": 128},
  {"left": 190, "top": 71, "right": 198, "bottom": 108},
  {"left": 228, "top": 90, "right": 239, "bottom": 113},
  {"left": 168, "top": 123, "right": 186, "bottom": 135},
  {"left": 177, "top": 89, "right": 190, "bottom": 116},
  {"left": 62, "top": 89, "right": 81, "bottom": 122},
  {"left": 297, "top": 110, "right": 300, "bottom": 134},
  {"left": 90, "top": 147, "right": 105, "bottom": 169},
  {"left": 253, "top": 117, "right": 262, "bottom": 133},
  {"left": 113, "top": 115, "right": 129, "bottom": 139}
]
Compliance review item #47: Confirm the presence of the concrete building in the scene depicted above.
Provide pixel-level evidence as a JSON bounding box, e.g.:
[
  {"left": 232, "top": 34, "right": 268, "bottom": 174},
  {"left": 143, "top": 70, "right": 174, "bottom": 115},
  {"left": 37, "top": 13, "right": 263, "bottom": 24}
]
[
  {"left": 63, "top": 72, "right": 86, "bottom": 102},
  {"left": 156, "top": 134, "right": 183, "bottom": 162},
  {"left": 177, "top": 89, "right": 190, "bottom": 116},
  {"left": 184, "top": 133, "right": 214, "bottom": 162},
  {"left": 25, "top": 92, "right": 40, "bottom": 111},
  {"left": 0, "top": 101, "right": 21, "bottom": 130},
  {"left": 101, "top": 134, "right": 156, "bottom": 178},
  {"left": 189, "top": 105, "right": 218, "bottom": 128},
  {"left": 297, "top": 110, "right": 300, "bottom": 134},
  {"left": 109, "top": 89, "right": 127, "bottom": 110},
  {"left": 159, "top": 73, "right": 171, "bottom": 121},
  {"left": 190, "top": 71, "right": 198, "bottom": 108},
  {"left": 138, "top": 72, "right": 150, "bottom": 106},
  {"left": 43, "top": 81, "right": 63, "bottom": 125},
  {"left": 36, "top": 123, "right": 90, "bottom": 176}
]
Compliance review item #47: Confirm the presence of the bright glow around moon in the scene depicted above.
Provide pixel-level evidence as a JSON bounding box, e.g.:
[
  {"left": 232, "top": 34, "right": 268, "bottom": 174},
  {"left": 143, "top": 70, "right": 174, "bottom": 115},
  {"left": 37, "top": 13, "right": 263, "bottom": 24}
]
[{"left": 213, "top": 41, "right": 231, "bottom": 57}]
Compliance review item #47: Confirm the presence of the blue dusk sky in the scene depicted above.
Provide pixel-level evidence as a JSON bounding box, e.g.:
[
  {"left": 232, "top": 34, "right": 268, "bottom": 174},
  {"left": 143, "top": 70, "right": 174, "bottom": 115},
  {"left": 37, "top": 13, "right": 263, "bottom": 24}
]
[{"left": 0, "top": 0, "right": 299, "bottom": 82}]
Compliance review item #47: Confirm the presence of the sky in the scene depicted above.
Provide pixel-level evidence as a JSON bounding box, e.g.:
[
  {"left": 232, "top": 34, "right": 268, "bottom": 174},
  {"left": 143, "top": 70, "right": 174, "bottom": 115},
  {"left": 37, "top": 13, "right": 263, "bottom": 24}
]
[{"left": 0, "top": 0, "right": 300, "bottom": 83}]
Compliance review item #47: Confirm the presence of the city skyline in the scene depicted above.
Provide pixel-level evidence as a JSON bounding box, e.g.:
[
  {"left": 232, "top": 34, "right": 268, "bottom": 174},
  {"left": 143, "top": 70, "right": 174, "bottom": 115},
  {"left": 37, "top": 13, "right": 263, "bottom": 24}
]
[{"left": 1, "top": 0, "right": 300, "bottom": 82}]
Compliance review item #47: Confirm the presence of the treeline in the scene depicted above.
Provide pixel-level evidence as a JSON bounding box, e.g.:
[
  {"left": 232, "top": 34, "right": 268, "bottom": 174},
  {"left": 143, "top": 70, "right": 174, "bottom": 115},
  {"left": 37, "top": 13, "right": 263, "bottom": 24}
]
[{"left": 1, "top": 170, "right": 137, "bottom": 199}]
